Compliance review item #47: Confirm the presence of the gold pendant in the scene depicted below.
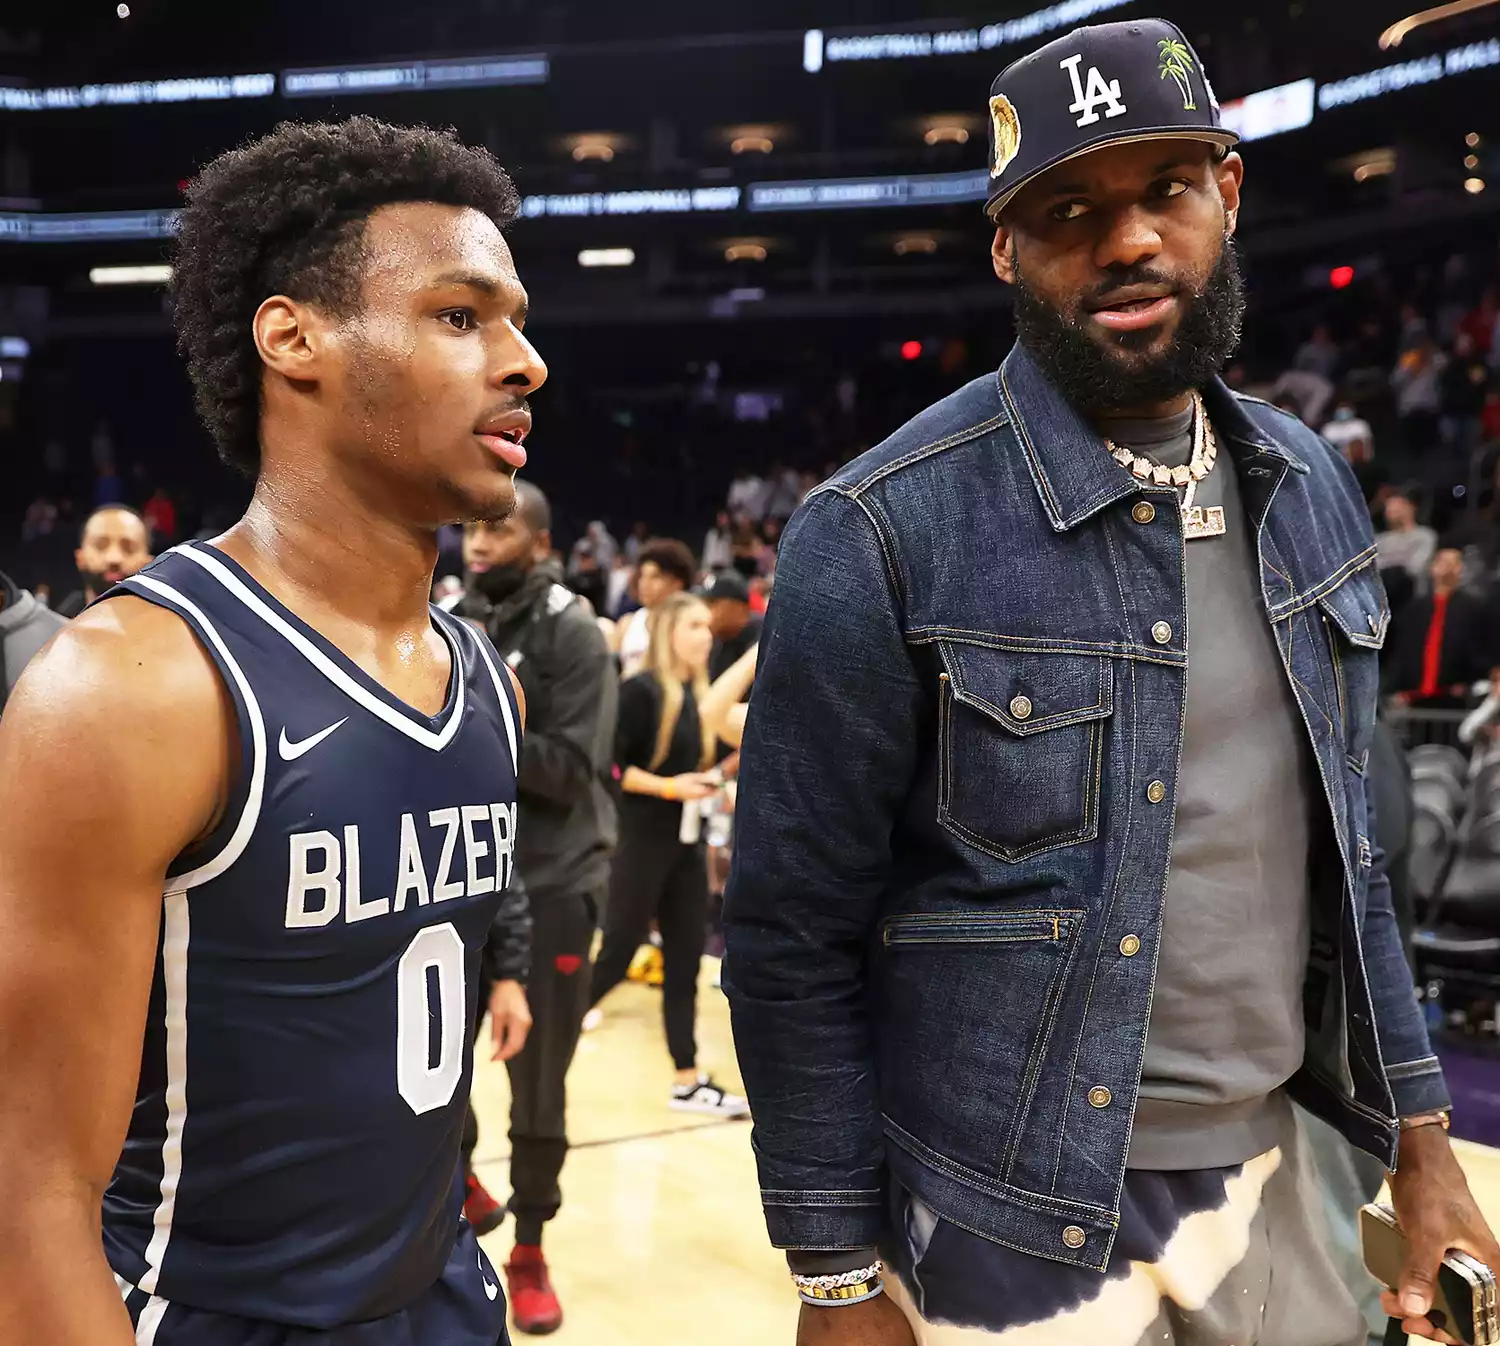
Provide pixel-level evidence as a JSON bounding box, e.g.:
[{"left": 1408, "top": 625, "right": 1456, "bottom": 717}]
[{"left": 1183, "top": 505, "right": 1226, "bottom": 540}]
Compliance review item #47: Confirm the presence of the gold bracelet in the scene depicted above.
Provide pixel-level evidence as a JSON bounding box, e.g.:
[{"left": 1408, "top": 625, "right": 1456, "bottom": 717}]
[
  {"left": 798, "top": 1278, "right": 883, "bottom": 1303},
  {"left": 1399, "top": 1109, "right": 1452, "bottom": 1131}
]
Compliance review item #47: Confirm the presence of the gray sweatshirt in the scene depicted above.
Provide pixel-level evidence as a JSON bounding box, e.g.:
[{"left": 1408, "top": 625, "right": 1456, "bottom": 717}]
[{"left": 0, "top": 573, "right": 66, "bottom": 705}]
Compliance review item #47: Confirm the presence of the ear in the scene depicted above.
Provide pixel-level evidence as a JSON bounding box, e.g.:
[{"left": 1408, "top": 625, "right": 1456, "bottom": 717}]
[
  {"left": 991, "top": 227, "right": 1016, "bottom": 285},
  {"left": 252, "top": 295, "right": 325, "bottom": 382},
  {"left": 73, "top": 545, "right": 87, "bottom": 571},
  {"left": 1215, "top": 151, "right": 1245, "bottom": 239},
  {"left": 533, "top": 529, "right": 553, "bottom": 564}
]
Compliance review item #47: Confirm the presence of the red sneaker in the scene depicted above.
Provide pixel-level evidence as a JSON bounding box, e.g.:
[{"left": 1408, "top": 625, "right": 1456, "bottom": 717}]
[
  {"left": 505, "top": 1244, "right": 563, "bottom": 1335},
  {"left": 463, "top": 1173, "right": 506, "bottom": 1237}
]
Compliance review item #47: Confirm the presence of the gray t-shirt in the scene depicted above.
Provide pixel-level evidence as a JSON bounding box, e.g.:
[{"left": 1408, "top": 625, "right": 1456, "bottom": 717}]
[
  {"left": 0, "top": 580, "right": 66, "bottom": 705},
  {"left": 1100, "top": 407, "right": 1314, "bottom": 1170}
]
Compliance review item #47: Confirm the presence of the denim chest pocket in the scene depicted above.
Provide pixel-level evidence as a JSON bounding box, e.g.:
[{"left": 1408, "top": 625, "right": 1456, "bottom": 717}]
[
  {"left": 1317, "top": 568, "right": 1389, "bottom": 770},
  {"left": 936, "top": 641, "right": 1113, "bottom": 863}
]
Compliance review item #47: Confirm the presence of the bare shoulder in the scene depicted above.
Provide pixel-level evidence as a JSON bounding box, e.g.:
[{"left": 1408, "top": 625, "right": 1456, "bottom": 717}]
[
  {"left": 0, "top": 596, "right": 235, "bottom": 862},
  {"left": 505, "top": 663, "right": 527, "bottom": 730}
]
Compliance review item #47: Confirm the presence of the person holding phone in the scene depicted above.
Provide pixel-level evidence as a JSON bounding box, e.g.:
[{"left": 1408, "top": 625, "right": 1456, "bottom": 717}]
[{"left": 589, "top": 592, "right": 749, "bottom": 1118}]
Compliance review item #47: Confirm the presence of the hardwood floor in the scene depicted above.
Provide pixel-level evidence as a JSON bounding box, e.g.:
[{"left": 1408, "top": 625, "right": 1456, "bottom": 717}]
[{"left": 469, "top": 963, "right": 1500, "bottom": 1345}]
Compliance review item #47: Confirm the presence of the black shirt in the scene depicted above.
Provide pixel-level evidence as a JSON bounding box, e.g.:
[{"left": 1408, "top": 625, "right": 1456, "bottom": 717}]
[
  {"left": 709, "top": 615, "right": 763, "bottom": 682},
  {"left": 615, "top": 672, "right": 705, "bottom": 842}
]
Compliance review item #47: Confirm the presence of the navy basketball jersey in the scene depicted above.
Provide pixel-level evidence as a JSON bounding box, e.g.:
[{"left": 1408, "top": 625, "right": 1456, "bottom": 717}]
[{"left": 101, "top": 541, "right": 520, "bottom": 1332}]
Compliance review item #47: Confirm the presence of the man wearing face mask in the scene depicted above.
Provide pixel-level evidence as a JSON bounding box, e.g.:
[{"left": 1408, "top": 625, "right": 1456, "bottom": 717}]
[{"left": 456, "top": 482, "right": 618, "bottom": 1336}]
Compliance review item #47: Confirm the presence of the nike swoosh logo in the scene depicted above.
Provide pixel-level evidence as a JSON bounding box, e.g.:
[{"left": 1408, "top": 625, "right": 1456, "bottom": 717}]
[
  {"left": 479, "top": 1250, "right": 499, "bottom": 1301},
  {"left": 278, "top": 718, "right": 349, "bottom": 762}
]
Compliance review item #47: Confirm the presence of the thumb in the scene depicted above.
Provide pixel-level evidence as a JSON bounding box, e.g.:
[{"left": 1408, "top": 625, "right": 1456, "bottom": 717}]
[
  {"left": 1399, "top": 1243, "right": 1440, "bottom": 1318},
  {"left": 492, "top": 1012, "right": 509, "bottom": 1060}
]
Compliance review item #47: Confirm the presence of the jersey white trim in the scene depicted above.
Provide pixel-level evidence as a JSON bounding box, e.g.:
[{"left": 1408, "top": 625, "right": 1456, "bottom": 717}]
[
  {"left": 173, "top": 544, "right": 465, "bottom": 753},
  {"left": 138, "top": 890, "right": 189, "bottom": 1300},
  {"left": 123, "top": 573, "right": 267, "bottom": 890},
  {"left": 135, "top": 1293, "right": 170, "bottom": 1346},
  {"left": 462, "top": 619, "right": 520, "bottom": 774}
]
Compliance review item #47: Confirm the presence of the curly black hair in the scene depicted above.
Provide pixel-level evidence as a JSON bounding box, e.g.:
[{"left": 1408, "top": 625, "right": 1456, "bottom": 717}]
[{"left": 170, "top": 116, "right": 521, "bottom": 477}]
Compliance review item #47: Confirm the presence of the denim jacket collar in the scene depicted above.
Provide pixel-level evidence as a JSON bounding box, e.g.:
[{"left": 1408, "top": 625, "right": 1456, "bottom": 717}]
[{"left": 998, "top": 341, "right": 1309, "bottom": 534}]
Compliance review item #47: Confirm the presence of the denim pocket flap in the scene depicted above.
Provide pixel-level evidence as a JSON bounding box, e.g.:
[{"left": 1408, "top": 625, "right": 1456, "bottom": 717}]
[
  {"left": 882, "top": 909, "right": 1084, "bottom": 946},
  {"left": 939, "top": 642, "right": 1113, "bottom": 736},
  {"left": 1318, "top": 567, "right": 1389, "bottom": 650}
]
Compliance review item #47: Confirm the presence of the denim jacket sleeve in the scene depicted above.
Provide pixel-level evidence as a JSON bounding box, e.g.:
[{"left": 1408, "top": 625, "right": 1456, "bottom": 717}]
[
  {"left": 1361, "top": 784, "right": 1451, "bottom": 1119},
  {"left": 722, "top": 487, "right": 924, "bottom": 1251}
]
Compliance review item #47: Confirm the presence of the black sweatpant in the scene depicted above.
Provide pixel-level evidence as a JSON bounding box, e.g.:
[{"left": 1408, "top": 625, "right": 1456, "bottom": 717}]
[
  {"left": 589, "top": 832, "right": 709, "bottom": 1073},
  {"left": 463, "top": 888, "right": 600, "bottom": 1247}
]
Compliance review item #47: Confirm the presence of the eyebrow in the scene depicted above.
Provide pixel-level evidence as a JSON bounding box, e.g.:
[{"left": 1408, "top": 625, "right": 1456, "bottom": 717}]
[
  {"left": 1041, "top": 157, "right": 1204, "bottom": 198},
  {"left": 431, "top": 270, "right": 529, "bottom": 323}
]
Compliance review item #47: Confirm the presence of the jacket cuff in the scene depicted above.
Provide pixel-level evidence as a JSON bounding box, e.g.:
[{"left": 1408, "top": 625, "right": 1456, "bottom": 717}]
[
  {"left": 763, "top": 1191, "right": 885, "bottom": 1252},
  {"left": 1387, "top": 1055, "right": 1453, "bottom": 1117}
]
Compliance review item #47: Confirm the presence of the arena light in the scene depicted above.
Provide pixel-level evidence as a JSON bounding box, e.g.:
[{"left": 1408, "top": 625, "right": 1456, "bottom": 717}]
[
  {"left": 577, "top": 248, "right": 636, "bottom": 268},
  {"left": 568, "top": 134, "right": 620, "bottom": 163},
  {"left": 731, "top": 135, "right": 775, "bottom": 155},
  {"left": 1380, "top": 0, "right": 1500, "bottom": 50},
  {"left": 901, "top": 340, "right": 923, "bottom": 361},
  {"left": 1218, "top": 78, "right": 1315, "bottom": 142},
  {"left": 89, "top": 264, "right": 172, "bottom": 285},
  {"left": 723, "top": 240, "right": 769, "bottom": 263},
  {"left": 1329, "top": 266, "right": 1356, "bottom": 289},
  {"left": 1466, "top": 176, "right": 1487, "bottom": 193},
  {"left": 894, "top": 234, "right": 938, "bottom": 256},
  {"left": 923, "top": 123, "right": 971, "bottom": 146},
  {"left": 1467, "top": 154, "right": 1481, "bottom": 169},
  {"left": 1468, "top": 132, "right": 1482, "bottom": 147}
]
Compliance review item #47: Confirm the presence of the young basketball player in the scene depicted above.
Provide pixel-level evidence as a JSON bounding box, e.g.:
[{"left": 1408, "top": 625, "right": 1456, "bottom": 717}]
[{"left": 0, "top": 117, "right": 544, "bottom": 1346}]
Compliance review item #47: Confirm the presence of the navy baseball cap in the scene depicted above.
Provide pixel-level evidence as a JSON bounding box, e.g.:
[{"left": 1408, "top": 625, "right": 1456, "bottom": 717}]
[
  {"left": 985, "top": 18, "right": 1237, "bottom": 220},
  {"left": 697, "top": 570, "right": 751, "bottom": 604}
]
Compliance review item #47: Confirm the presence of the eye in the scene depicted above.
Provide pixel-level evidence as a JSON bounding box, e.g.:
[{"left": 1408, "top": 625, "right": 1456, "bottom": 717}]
[
  {"left": 1153, "top": 178, "right": 1191, "bottom": 200},
  {"left": 1049, "top": 199, "right": 1090, "bottom": 222},
  {"left": 439, "top": 308, "right": 478, "bottom": 332}
]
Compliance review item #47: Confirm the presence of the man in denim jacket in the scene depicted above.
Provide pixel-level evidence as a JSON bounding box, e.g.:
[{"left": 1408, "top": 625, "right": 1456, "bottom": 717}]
[{"left": 724, "top": 19, "right": 1498, "bottom": 1346}]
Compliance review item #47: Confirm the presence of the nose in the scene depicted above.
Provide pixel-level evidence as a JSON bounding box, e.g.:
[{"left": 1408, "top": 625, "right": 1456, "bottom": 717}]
[
  {"left": 1093, "top": 204, "right": 1162, "bottom": 273},
  {"left": 494, "top": 322, "right": 548, "bottom": 395}
]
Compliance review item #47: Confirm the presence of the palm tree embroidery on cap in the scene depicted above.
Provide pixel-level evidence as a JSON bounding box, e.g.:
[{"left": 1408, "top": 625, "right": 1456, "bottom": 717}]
[{"left": 1158, "top": 38, "right": 1197, "bottom": 111}]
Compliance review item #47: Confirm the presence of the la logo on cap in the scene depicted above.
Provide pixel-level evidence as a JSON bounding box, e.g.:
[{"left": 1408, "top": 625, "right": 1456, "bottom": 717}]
[{"left": 1059, "top": 52, "right": 1126, "bottom": 128}]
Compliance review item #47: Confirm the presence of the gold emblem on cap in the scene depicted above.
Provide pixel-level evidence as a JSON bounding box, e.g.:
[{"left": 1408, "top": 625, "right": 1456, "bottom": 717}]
[{"left": 989, "top": 94, "right": 1022, "bottom": 179}]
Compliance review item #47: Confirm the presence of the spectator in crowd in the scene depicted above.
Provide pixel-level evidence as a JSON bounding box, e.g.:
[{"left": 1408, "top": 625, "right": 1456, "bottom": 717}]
[
  {"left": 702, "top": 510, "right": 734, "bottom": 573},
  {"left": 1386, "top": 546, "right": 1497, "bottom": 704},
  {"left": 700, "top": 570, "right": 763, "bottom": 681},
  {"left": 566, "top": 540, "right": 608, "bottom": 616},
  {"left": 615, "top": 537, "right": 696, "bottom": 678},
  {"left": 727, "top": 467, "right": 768, "bottom": 523},
  {"left": 1459, "top": 286, "right": 1497, "bottom": 358},
  {"left": 730, "top": 515, "right": 765, "bottom": 580},
  {"left": 54, "top": 504, "right": 153, "bottom": 618},
  {"left": 1375, "top": 487, "right": 1439, "bottom": 588},
  {"left": 1321, "top": 401, "right": 1374, "bottom": 465},
  {"left": 21, "top": 497, "right": 58, "bottom": 544},
  {"left": 1441, "top": 329, "right": 1490, "bottom": 456},
  {"left": 1294, "top": 322, "right": 1341, "bottom": 382},
  {"left": 0, "top": 570, "right": 65, "bottom": 712},
  {"left": 573, "top": 520, "right": 617, "bottom": 573},
  {"left": 142, "top": 487, "right": 178, "bottom": 547},
  {"left": 1398, "top": 301, "right": 1429, "bottom": 354},
  {"left": 456, "top": 483, "right": 619, "bottom": 1335},
  {"left": 589, "top": 592, "right": 748, "bottom": 1118},
  {"left": 764, "top": 461, "right": 803, "bottom": 523},
  {"left": 1393, "top": 336, "right": 1446, "bottom": 461},
  {"left": 1270, "top": 366, "right": 1333, "bottom": 428},
  {"left": 623, "top": 521, "right": 650, "bottom": 566},
  {"left": 604, "top": 552, "right": 633, "bottom": 619}
]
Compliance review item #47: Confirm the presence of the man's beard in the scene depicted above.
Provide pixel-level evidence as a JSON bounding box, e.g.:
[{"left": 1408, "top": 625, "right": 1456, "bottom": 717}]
[
  {"left": 470, "top": 562, "right": 531, "bottom": 605},
  {"left": 1012, "top": 236, "right": 1246, "bottom": 415},
  {"left": 80, "top": 568, "right": 118, "bottom": 596}
]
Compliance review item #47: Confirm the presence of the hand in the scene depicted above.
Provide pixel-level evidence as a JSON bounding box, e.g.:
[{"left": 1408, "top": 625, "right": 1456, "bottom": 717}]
[
  {"left": 670, "top": 773, "right": 720, "bottom": 802},
  {"left": 796, "top": 1292, "right": 917, "bottom": 1346},
  {"left": 488, "top": 979, "right": 532, "bottom": 1062},
  {"left": 1382, "top": 1125, "right": 1500, "bottom": 1344}
]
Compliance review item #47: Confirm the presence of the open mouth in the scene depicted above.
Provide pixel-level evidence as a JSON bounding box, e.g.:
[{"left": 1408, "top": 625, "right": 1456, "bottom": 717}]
[{"left": 1088, "top": 293, "right": 1177, "bottom": 333}]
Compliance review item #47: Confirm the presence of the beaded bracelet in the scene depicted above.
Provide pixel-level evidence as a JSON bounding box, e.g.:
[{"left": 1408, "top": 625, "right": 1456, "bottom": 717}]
[{"left": 793, "top": 1260, "right": 885, "bottom": 1308}]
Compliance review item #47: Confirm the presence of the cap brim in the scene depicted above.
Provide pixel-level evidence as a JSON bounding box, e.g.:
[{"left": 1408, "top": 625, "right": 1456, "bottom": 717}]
[{"left": 985, "top": 127, "right": 1240, "bottom": 220}]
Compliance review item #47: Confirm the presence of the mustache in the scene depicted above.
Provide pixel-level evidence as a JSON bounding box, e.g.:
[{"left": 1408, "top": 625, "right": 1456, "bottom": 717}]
[
  {"left": 1082, "top": 266, "right": 1185, "bottom": 310},
  {"left": 477, "top": 393, "right": 531, "bottom": 422}
]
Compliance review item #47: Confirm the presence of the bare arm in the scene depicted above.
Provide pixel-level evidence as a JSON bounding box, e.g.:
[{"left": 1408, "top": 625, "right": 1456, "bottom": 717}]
[
  {"left": 0, "top": 599, "right": 233, "bottom": 1344},
  {"left": 698, "top": 642, "right": 758, "bottom": 747}
]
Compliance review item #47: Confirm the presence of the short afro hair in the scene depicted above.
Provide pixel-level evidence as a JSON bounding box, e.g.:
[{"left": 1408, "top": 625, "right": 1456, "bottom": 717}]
[
  {"left": 170, "top": 116, "right": 521, "bottom": 477},
  {"left": 637, "top": 538, "right": 697, "bottom": 589}
]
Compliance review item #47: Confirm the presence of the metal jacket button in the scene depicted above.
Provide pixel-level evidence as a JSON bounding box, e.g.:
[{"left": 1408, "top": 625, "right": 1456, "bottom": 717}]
[
  {"left": 1119, "top": 934, "right": 1141, "bottom": 957},
  {"left": 1132, "top": 501, "right": 1156, "bottom": 524},
  {"left": 1146, "top": 781, "right": 1166, "bottom": 805},
  {"left": 1010, "top": 695, "right": 1033, "bottom": 720},
  {"left": 1062, "top": 1226, "right": 1086, "bottom": 1249},
  {"left": 1088, "top": 1086, "right": 1113, "bottom": 1108},
  {"left": 1151, "top": 621, "right": 1172, "bottom": 644}
]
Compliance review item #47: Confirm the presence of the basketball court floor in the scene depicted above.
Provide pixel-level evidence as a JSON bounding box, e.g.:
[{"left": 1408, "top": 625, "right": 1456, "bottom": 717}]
[{"left": 468, "top": 961, "right": 1500, "bottom": 1346}]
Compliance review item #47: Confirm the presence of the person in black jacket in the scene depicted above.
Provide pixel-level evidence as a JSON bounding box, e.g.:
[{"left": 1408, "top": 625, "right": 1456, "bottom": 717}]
[{"left": 456, "top": 481, "right": 618, "bottom": 1336}]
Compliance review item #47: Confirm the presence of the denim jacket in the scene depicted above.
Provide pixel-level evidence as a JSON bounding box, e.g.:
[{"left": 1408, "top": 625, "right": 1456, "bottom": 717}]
[{"left": 722, "top": 342, "right": 1450, "bottom": 1273}]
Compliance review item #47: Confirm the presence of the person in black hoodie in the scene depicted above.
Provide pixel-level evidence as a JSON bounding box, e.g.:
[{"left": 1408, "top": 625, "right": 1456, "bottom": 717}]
[
  {"left": 0, "top": 571, "right": 66, "bottom": 714},
  {"left": 456, "top": 481, "right": 618, "bottom": 1336}
]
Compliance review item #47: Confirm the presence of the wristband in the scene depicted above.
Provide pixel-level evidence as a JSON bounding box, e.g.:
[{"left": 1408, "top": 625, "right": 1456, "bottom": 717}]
[
  {"left": 1399, "top": 1109, "right": 1452, "bottom": 1132},
  {"left": 798, "top": 1280, "right": 885, "bottom": 1309}
]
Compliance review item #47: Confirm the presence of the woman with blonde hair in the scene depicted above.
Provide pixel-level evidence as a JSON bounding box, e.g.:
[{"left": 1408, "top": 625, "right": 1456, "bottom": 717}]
[{"left": 588, "top": 592, "right": 749, "bottom": 1116}]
